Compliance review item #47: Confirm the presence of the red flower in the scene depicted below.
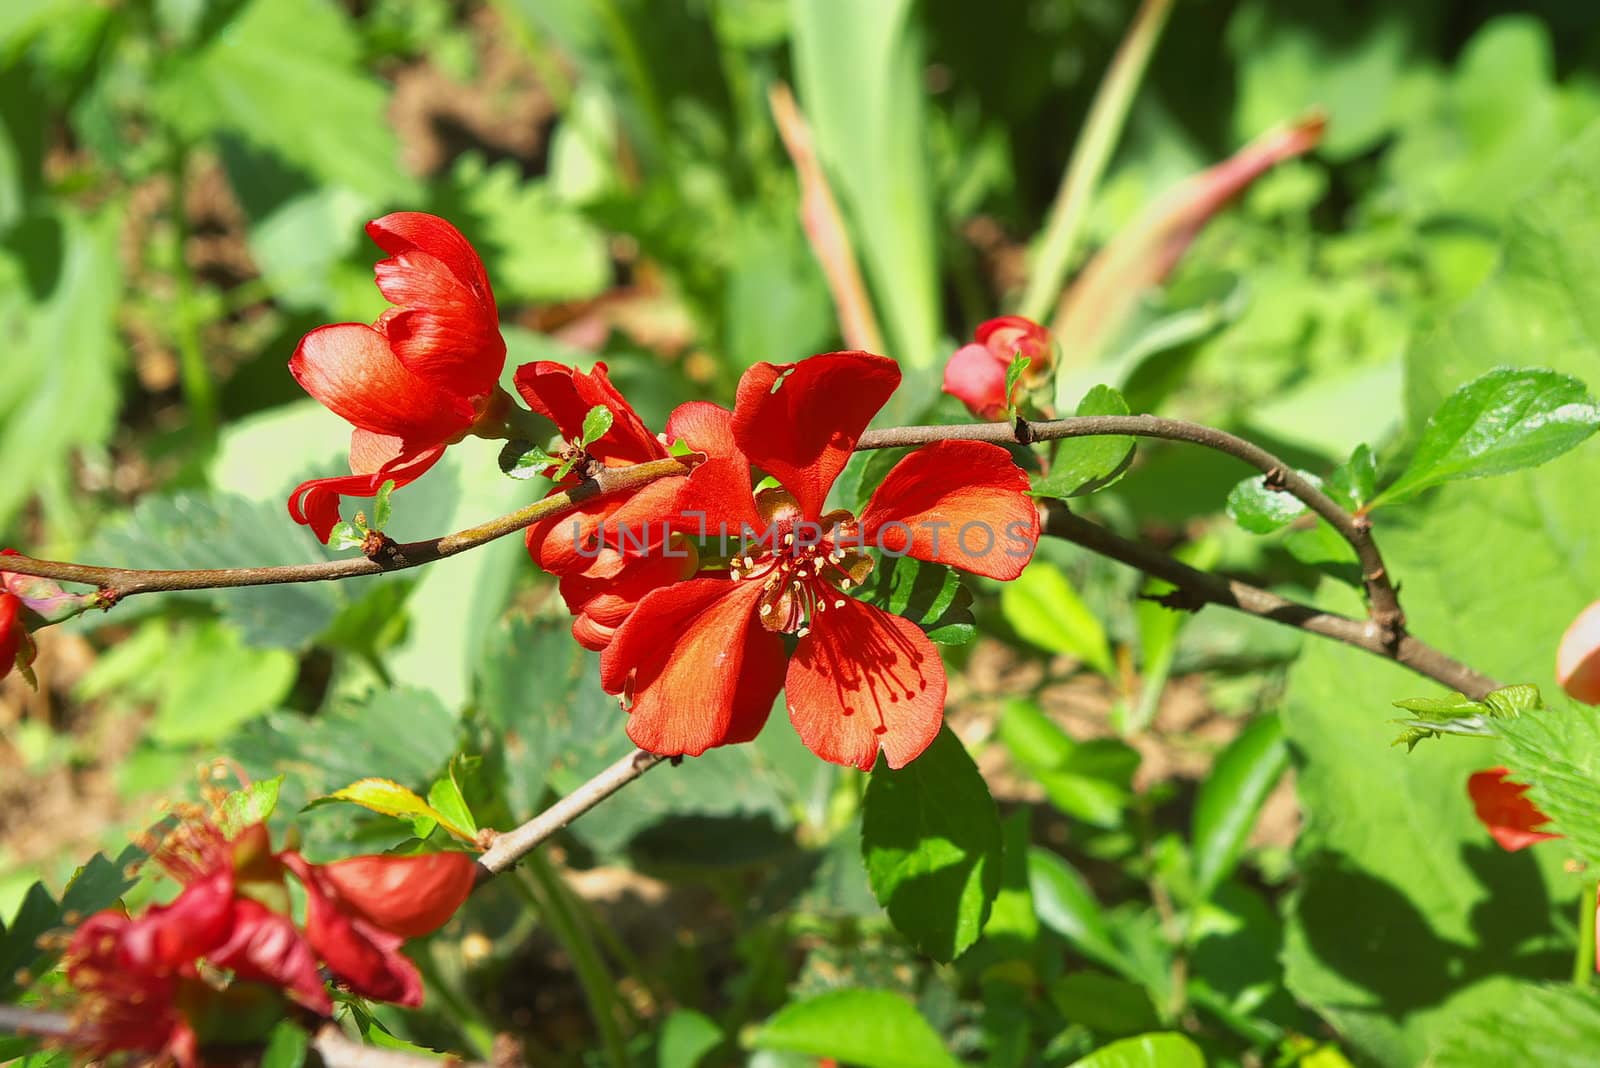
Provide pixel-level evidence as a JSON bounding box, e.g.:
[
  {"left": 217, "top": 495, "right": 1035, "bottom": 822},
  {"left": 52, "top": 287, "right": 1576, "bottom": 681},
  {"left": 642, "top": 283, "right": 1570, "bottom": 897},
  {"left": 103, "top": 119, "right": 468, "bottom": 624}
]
[
  {"left": 1558, "top": 600, "right": 1600, "bottom": 705},
  {"left": 65, "top": 912, "right": 201, "bottom": 1068},
  {"left": 942, "top": 316, "right": 1052, "bottom": 420},
  {"left": 600, "top": 351, "right": 1040, "bottom": 770},
  {"left": 288, "top": 212, "right": 509, "bottom": 542},
  {"left": 1467, "top": 767, "right": 1559, "bottom": 851},
  {"left": 516, "top": 361, "right": 694, "bottom": 649},
  {"left": 0, "top": 590, "right": 29, "bottom": 684}
]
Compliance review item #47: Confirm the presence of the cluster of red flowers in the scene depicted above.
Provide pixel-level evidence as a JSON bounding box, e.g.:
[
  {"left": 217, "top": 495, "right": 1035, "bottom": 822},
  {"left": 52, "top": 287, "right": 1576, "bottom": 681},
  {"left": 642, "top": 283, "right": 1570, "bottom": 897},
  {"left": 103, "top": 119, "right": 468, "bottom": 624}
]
[
  {"left": 62, "top": 814, "right": 476, "bottom": 1066},
  {"left": 288, "top": 214, "right": 1044, "bottom": 772}
]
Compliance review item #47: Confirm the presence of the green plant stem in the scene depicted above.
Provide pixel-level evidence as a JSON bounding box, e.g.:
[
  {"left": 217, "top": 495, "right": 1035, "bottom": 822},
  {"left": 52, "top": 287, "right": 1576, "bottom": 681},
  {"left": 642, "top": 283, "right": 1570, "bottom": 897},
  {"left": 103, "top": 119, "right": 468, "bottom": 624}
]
[
  {"left": 413, "top": 946, "right": 497, "bottom": 1060},
  {"left": 515, "top": 858, "right": 631, "bottom": 1068},
  {"left": 1016, "top": 0, "right": 1174, "bottom": 322},
  {"left": 591, "top": 0, "right": 673, "bottom": 168},
  {"left": 168, "top": 146, "right": 217, "bottom": 441},
  {"left": 1577, "top": 880, "right": 1596, "bottom": 986}
]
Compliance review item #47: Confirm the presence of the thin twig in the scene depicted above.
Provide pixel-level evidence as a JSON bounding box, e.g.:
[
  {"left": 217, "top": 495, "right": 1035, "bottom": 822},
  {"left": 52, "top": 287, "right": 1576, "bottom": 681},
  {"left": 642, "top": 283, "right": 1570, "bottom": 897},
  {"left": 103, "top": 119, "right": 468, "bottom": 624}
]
[
  {"left": 1039, "top": 503, "right": 1497, "bottom": 698},
  {"left": 0, "top": 1006, "right": 72, "bottom": 1038},
  {"left": 0, "top": 457, "right": 693, "bottom": 600},
  {"left": 857, "top": 415, "right": 1407, "bottom": 642},
  {"left": 476, "top": 748, "right": 666, "bottom": 877},
  {"left": 769, "top": 82, "right": 887, "bottom": 354}
]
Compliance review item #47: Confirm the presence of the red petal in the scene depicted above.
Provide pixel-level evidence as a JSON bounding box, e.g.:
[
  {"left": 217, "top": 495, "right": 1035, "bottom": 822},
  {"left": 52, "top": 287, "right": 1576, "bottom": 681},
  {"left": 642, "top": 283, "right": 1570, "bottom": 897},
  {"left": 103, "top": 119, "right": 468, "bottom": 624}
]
[
  {"left": 287, "top": 855, "right": 422, "bottom": 1007},
  {"left": 376, "top": 253, "right": 505, "bottom": 401},
  {"left": 732, "top": 351, "right": 900, "bottom": 519},
  {"left": 1558, "top": 600, "right": 1600, "bottom": 705},
  {"left": 291, "top": 323, "right": 474, "bottom": 442},
  {"left": 858, "top": 441, "right": 1039, "bottom": 580},
  {"left": 367, "top": 213, "right": 496, "bottom": 311},
  {"left": 287, "top": 440, "right": 446, "bottom": 542},
  {"left": 785, "top": 597, "right": 945, "bottom": 771},
  {"left": 524, "top": 475, "right": 684, "bottom": 575},
  {"left": 1467, "top": 767, "right": 1559, "bottom": 851},
  {"left": 512, "top": 361, "right": 664, "bottom": 465},
  {"left": 975, "top": 315, "right": 1052, "bottom": 364},
  {"left": 118, "top": 873, "right": 235, "bottom": 971},
  {"left": 0, "top": 593, "right": 20, "bottom": 680},
  {"left": 312, "top": 852, "right": 477, "bottom": 938},
  {"left": 666, "top": 401, "right": 740, "bottom": 460},
  {"left": 207, "top": 897, "right": 331, "bottom": 1014},
  {"left": 941, "top": 342, "right": 1011, "bottom": 420},
  {"left": 559, "top": 545, "right": 698, "bottom": 651},
  {"left": 600, "top": 578, "right": 785, "bottom": 756}
]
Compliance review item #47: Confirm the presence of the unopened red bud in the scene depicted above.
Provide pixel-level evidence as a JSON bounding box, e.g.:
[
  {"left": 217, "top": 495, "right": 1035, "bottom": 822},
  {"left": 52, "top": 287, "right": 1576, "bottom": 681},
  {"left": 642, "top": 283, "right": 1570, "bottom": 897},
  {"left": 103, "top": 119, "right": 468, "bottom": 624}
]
[
  {"left": 1558, "top": 600, "right": 1600, "bottom": 704},
  {"left": 315, "top": 852, "right": 477, "bottom": 938}
]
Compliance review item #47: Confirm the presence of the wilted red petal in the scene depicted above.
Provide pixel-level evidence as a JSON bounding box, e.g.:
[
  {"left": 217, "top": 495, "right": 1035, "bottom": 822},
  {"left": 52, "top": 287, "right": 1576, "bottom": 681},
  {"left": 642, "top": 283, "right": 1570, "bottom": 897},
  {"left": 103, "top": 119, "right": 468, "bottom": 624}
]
[
  {"left": 1053, "top": 115, "right": 1324, "bottom": 363},
  {"left": 942, "top": 342, "right": 1011, "bottom": 420},
  {"left": 287, "top": 440, "right": 447, "bottom": 542},
  {"left": 0, "top": 592, "right": 21, "bottom": 681},
  {"left": 786, "top": 597, "right": 945, "bottom": 771},
  {"left": 290, "top": 324, "right": 474, "bottom": 444},
  {"left": 1558, "top": 600, "right": 1600, "bottom": 705},
  {"left": 666, "top": 401, "right": 740, "bottom": 460},
  {"left": 512, "top": 360, "right": 664, "bottom": 466},
  {"left": 66, "top": 912, "right": 193, "bottom": 1066},
  {"left": 292, "top": 864, "right": 422, "bottom": 1007},
  {"left": 732, "top": 352, "right": 901, "bottom": 520},
  {"left": 312, "top": 852, "right": 477, "bottom": 939},
  {"left": 600, "top": 578, "right": 786, "bottom": 756},
  {"left": 1467, "top": 767, "right": 1559, "bottom": 851},
  {"left": 858, "top": 441, "right": 1039, "bottom": 580},
  {"left": 119, "top": 873, "right": 235, "bottom": 971},
  {"left": 208, "top": 897, "right": 331, "bottom": 1014}
]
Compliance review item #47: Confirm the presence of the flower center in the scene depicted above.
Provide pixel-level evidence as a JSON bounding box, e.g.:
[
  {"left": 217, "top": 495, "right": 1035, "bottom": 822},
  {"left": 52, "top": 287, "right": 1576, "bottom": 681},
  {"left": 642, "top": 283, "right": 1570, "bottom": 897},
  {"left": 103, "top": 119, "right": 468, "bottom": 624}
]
[{"left": 729, "top": 492, "right": 874, "bottom": 636}]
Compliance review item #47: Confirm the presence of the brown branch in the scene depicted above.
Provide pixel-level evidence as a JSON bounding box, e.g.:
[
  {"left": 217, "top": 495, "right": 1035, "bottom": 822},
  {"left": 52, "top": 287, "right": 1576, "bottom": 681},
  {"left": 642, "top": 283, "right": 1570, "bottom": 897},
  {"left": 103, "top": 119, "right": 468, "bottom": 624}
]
[
  {"left": 0, "top": 457, "right": 693, "bottom": 601},
  {"left": 1039, "top": 502, "right": 1498, "bottom": 698},
  {"left": 476, "top": 748, "right": 666, "bottom": 878},
  {"left": 857, "top": 414, "right": 1408, "bottom": 644}
]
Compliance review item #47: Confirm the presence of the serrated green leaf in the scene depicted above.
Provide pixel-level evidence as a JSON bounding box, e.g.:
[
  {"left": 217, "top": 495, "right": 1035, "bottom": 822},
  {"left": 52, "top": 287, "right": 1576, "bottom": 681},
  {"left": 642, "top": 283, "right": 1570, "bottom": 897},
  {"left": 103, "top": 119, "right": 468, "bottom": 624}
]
[
  {"left": 1034, "top": 386, "right": 1136, "bottom": 498},
  {"left": 854, "top": 555, "right": 974, "bottom": 645},
  {"left": 1225, "top": 471, "right": 1319, "bottom": 534},
  {"left": 1376, "top": 367, "right": 1600, "bottom": 506},
  {"left": 1431, "top": 982, "right": 1600, "bottom": 1066},
  {"left": 328, "top": 520, "right": 364, "bottom": 550},
  {"left": 1483, "top": 683, "right": 1542, "bottom": 717},
  {"left": 1191, "top": 714, "right": 1288, "bottom": 898},
  {"left": 1050, "top": 972, "right": 1161, "bottom": 1038},
  {"left": 498, "top": 439, "right": 558, "bottom": 480},
  {"left": 752, "top": 988, "right": 962, "bottom": 1068},
  {"left": 861, "top": 726, "right": 1002, "bottom": 962},
  {"left": 427, "top": 772, "right": 479, "bottom": 839},
  {"left": 1490, "top": 701, "right": 1600, "bottom": 867},
  {"left": 0, "top": 846, "right": 141, "bottom": 1001},
  {"left": 1001, "top": 562, "right": 1115, "bottom": 677},
  {"left": 581, "top": 404, "right": 614, "bottom": 446},
  {"left": 1066, "top": 1033, "right": 1204, "bottom": 1068},
  {"left": 219, "top": 775, "right": 284, "bottom": 836}
]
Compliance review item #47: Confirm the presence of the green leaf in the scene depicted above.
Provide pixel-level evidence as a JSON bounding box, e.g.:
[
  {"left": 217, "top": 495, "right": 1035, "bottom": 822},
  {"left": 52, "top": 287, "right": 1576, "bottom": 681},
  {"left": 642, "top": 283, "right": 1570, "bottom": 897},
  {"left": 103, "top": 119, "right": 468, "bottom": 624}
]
[
  {"left": 1000, "top": 562, "right": 1115, "bottom": 677},
  {"left": 1004, "top": 354, "right": 1030, "bottom": 415},
  {"left": 498, "top": 439, "right": 559, "bottom": 480},
  {"left": 218, "top": 775, "right": 284, "bottom": 836},
  {"left": 372, "top": 480, "right": 395, "bottom": 530},
  {"left": 1489, "top": 700, "right": 1600, "bottom": 868},
  {"left": 0, "top": 847, "right": 141, "bottom": 1000},
  {"left": 1050, "top": 972, "right": 1161, "bottom": 1038},
  {"left": 1431, "top": 982, "right": 1600, "bottom": 1067},
  {"left": 751, "top": 988, "right": 962, "bottom": 1068},
  {"left": 1066, "top": 1033, "right": 1205, "bottom": 1068},
  {"left": 999, "top": 700, "right": 1137, "bottom": 828},
  {"left": 1190, "top": 715, "right": 1288, "bottom": 899},
  {"left": 981, "top": 811, "right": 1039, "bottom": 951},
  {"left": 328, "top": 521, "right": 364, "bottom": 550},
  {"left": 1328, "top": 445, "right": 1378, "bottom": 510},
  {"left": 854, "top": 555, "right": 974, "bottom": 645},
  {"left": 260, "top": 1021, "right": 309, "bottom": 1068},
  {"left": 658, "top": 1009, "right": 722, "bottom": 1068},
  {"left": 581, "top": 404, "right": 615, "bottom": 447},
  {"left": 1376, "top": 367, "right": 1600, "bottom": 506},
  {"left": 1026, "top": 848, "right": 1123, "bottom": 972},
  {"left": 1034, "top": 386, "right": 1136, "bottom": 498},
  {"left": 151, "top": 0, "right": 419, "bottom": 202},
  {"left": 427, "top": 767, "right": 480, "bottom": 839},
  {"left": 861, "top": 726, "right": 1002, "bottom": 962},
  {"left": 1225, "top": 471, "right": 1318, "bottom": 534},
  {"left": 317, "top": 778, "right": 475, "bottom": 843}
]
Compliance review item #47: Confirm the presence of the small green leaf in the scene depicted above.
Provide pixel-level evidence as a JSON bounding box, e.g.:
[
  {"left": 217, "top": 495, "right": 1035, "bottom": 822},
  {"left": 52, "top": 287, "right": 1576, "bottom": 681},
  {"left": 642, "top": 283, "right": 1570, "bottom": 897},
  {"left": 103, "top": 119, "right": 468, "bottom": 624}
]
[
  {"left": 1491, "top": 698, "right": 1600, "bottom": 867},
  {"left": 1000, "top": 700, "right": 1137, "bottom": 827},
  {"left": 1034, "top": 386, "right": 1135, "bottom": 498},
  {"left": 371, "top": 480, "right": 395, "bottom": 529},
  {"left": 1374, "top": 367, "right": 1600, "bottom": 507},
  {"left": 1001, "top": 562, "right": 1115, "bottom": 677},
  {"left": 260, "top": 1021, "right": 309, "bottom": 1068},
  {"left": 1004, "top": 354, "right": 1030, "bottom": 416},
  {"left": 1328, "top": 444, "right": 1378, "bottom": 510},
  {"left": 1225, "top": 471, "right": 1319, "bottom": 533},
  {"left": 316, "top": 778, "right": 475, "bottom": 843},
  {"left": 1483, "top": 683, "right": 1543, "bottom": 717},
  {"left": 328, "top": 521, "right": 364, "bottom": 550},
  {"left": 1026, "top": 848, "right": 1124, "bottom": 972},
  {"left": 1066, "top": 1032, "right": 1205, "bottom": 1068},
  {"left": 861, "top": 726, "right": 1002, "bottom": 962},
  {"left": 581, "top": 404, "right": 614, "bottom": 446},
  {"left": 427, "top": 771, "right": 479, "bottom": 839},
  {"left": 658, "top": 1009, "right": 722, "bottom": 1068},
  {"left": 498, "top": 439, "right": 559, "bottom": 480},
  {"left": 982, "top": 811, "right": 1040, "bottom": 950},
  {"left": 1391, "top": 693, "right": 1489, "bottom": 718},
  {"left": 752, "top": 988, "right": 963, "bottom": 1068},
  {"left": 1190, "top": 715, "right": 1288, "bottom": 899},
  {"left": 1050, "top": 972, "right": 1161, "bottom": 1037},
  {"left": 218, "top": 775, "right": 284, "bottom": 836}
]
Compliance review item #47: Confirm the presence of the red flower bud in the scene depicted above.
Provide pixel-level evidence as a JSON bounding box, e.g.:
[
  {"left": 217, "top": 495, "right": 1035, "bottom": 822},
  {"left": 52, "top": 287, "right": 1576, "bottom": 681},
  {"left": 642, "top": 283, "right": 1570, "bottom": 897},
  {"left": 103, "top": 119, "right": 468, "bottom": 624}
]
[
  {"left": 1558, "top": 600, "right": 1600, "bottom": 704},
  {"left": 311, "top": 851, "right": 477, "bottom": 938},
  {"left": 975, "top": 315, "right": 1052, "bottom": 372},
  {"left": 941, "top": 316, "right": 1053, "bottom": 421},
  {"left": 1467, "top": 767, "right": 1558, "bottom": 851}
]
